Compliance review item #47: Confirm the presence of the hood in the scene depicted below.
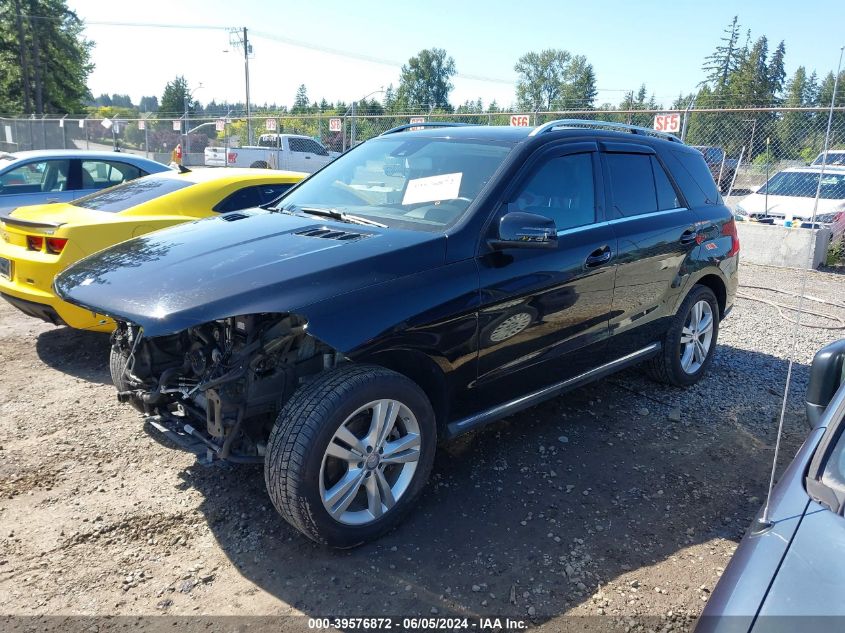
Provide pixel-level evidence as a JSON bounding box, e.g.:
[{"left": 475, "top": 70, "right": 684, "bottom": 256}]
[
  {"left": 54, "top": 209, "right": 446, "bottom": 337},
  {"left": 736, "top": 193, "right": 845, "bottom": 220}
]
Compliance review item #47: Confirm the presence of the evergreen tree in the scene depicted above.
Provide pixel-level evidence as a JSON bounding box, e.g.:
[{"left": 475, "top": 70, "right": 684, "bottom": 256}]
[
  {"left": 701, "top": 16, "right": 741, "bottom": 91},
  {"left": 292, "top": 84, "right": 309, "bottom": 112},
  {"left": 160, "top": 76, "right": 196, "bottom": 117}
]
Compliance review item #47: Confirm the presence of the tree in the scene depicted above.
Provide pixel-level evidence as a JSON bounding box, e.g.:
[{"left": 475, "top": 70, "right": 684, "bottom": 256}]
[
  {"left": 514, "top": 49, "right": 597, "bottom": 111},
  {"left": 0, "top": 0, "right": 93, "bottom": 114},
  {"left": 292, "top": 84, "right": 309, "bottom": 113},
  {"left": 159, "top": 76, "right": 196, "bottom": 117},
  {"left": 139, "top": 95, "right": 159, "bottom": 112},
  {"left": 396, "top": 48, "right": 456, "bottom": 111},
  {"left": 702, "top": 16, "right": 741, "bottom": 91}
]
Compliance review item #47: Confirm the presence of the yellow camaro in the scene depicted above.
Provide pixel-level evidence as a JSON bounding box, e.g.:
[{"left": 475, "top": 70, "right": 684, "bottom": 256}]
[{"left": 0, "top": 167, "right": 305, "bottom": 331}]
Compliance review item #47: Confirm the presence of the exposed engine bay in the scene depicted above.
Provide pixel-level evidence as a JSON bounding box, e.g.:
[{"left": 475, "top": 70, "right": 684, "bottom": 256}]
[{"left": 111, "top": 313, "right": 344, "bottom": 462}]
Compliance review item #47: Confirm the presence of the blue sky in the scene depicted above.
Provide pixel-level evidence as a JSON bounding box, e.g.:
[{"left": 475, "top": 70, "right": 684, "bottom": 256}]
[{"left": 68, "top": 0, "right": 844, "bottom": 110}]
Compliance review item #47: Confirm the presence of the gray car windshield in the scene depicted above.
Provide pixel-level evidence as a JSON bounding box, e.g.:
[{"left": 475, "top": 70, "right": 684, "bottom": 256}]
[
  {"left": 759, "top": 171, "right": 845, "bottom": 200},
  {"left": 275, "top": 137, "right": 514, "bottom": 231}
]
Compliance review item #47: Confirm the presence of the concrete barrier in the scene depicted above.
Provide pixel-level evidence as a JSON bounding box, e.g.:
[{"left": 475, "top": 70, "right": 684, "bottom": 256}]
[{"left": 736, "top": 222, "right": 831, "bottom": 269}]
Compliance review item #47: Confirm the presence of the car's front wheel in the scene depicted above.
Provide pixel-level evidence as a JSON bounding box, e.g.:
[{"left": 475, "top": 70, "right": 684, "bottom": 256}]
[
  {"left": 265, "top": 364, "right": 436, "bottom": 547},
  {"left": 646, "top": 285, "right": 719, "bottom": 387}
]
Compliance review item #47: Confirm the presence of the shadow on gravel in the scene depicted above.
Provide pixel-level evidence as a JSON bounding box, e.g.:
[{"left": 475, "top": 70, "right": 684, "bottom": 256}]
[
  {"left": 165, "top": 344, "right": 807, "bottom": 623},
  {"left": 35, "top": 326, "right": 112, "bottom": 384}
]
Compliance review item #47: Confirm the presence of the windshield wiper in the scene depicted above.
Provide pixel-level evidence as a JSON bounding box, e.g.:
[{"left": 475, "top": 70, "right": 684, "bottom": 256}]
[{"left": 280, "top": 204, "right": 387, "bottom": 228}]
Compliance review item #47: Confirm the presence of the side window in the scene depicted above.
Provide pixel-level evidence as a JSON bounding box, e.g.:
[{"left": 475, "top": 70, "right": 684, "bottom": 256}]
[
  {"left": 213, "top": 186, "right": 263, "bottom": 213},
  {"left": 663, "top": 149, "right": 722, "bottom": 207},
  {"left": 512, "top": 153, "right": 596, "bottom": 231},
  {"left": 605, "top": 153, "right": 659, "bottom": 217},
  {"left": 302, "top": 139, "right": 328, "bottom": 156},
  {"left": 81, "top": 160, "right": 144, "bottom": 190},
  {"left": 0, "top": 159, "right": 70, "bottom": 193},
  {"left": 258, "top": 183, "right": 294, "bottom": 204},
  {"left": 652, "top": 156, "right": 681, "bottom": 210},
  {"left": 288, "top": 138, "right": 307, "bottom": 153}
]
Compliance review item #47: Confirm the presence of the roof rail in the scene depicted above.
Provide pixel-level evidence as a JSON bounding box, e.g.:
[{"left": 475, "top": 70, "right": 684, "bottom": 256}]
[
  {"left": 528, "top": 119, "right": 682, "bottom": 143},
  {"left": 380, "top": 122, "right": 478, "bottom": 136}
]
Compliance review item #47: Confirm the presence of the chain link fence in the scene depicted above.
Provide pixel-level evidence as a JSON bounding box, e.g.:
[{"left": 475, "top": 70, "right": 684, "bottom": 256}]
[{"left": 2, "top": 107, "right": 843, "bottom": 195}]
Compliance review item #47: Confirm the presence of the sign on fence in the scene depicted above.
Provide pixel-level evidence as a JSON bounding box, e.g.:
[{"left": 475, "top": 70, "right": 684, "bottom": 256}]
[
  {"left": 409, "top": 116, "right": 425, "bottom": 131},
  {"left": 265, "top": 118, "right": 277, "bottom": 131},
  {"left": 653, "top": 113, "right": 681, "bottom": 133},
  {"left": 138, "top": 119, "right": 145, "bottom": 130},
  {"left": 101, "top": 117, "right": 113, "bottom": 130},
  {"left": 172, "top": 120, "right": 181, "bottom": 131},
  {"left": 510, "top": 115, "right": 530, "bottom": 127},
  {"left": 329, "top": 118, "right": 342, "bottom": 132},
  {"left": 215, "top": 119, "right": 225, "bottom": 132}
]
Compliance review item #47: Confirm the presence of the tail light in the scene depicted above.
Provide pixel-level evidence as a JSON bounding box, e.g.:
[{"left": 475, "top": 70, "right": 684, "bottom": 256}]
[
  {"left": 26, "top": 235, "right": 44, "bottom": 251},
  {"left": 46, "top": 237, "right": 68, "bottom": 254},
  {"left": 722, "top": 219, "right": 740, "bottom": 257}
]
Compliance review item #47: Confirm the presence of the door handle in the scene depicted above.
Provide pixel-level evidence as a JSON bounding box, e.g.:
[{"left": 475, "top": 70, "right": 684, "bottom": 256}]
[
  {"left": 680, "top": 228, "right": 698, "bottom": 245},
  {"left": 304, "top": 155, "right": 311, "bottom": 159},
  {"left": 585, "top": 245, "right": 612, "bottom": 268}
]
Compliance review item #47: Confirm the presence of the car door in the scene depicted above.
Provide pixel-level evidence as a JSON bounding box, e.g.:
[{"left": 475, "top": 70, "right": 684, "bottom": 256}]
[
  {"left": 469, "top": 142, "right": 617, "bottom": 410},
  {"left": 600, "top": 144, "right": 699, "bottom": 356},
  {"left": 0, "top": 159, "right": 74, "bottom": 211}
]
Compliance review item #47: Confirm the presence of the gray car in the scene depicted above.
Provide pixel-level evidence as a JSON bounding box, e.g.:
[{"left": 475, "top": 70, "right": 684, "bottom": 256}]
[
  {"left": 697, "top": 339, "right": 845, "bottom": 632},
  {"left": 0, "top": 150, "right": 170, "bottom": 212}
]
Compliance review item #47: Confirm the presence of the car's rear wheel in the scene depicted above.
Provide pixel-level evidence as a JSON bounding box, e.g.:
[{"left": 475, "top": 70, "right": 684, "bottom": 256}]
[
  {"left": 250, "top": 161, "right": 269, "bottom": 169},
  {"left": 109, "top": 346, "right": 145, "bottom": 413},
  {"left": 646, "top": 285, "right": 719, "bottom": 387},
  {"left": 265, "top": 364, "right": 436, "bottom": 547}
]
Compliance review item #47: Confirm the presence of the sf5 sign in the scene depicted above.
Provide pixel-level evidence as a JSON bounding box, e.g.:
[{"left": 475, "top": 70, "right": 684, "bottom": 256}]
[
  {"left": 654, "top": 113, "right": 681, "bottom": 133},
  {"left": 510, "top": 115, "right": 531, "bottom": 127}
]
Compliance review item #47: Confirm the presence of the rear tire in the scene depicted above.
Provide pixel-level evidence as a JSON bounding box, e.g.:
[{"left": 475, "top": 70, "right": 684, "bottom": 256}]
[
  {"left": 265, "top": 364, "right": 436, "bottom": 547},
  {"left": 109, "top": 346, "right": 145, "bottom": 413},
  {"left": 250, "top": 161, "right": 269, "bottom": 169},
  {"left": 646, "top": 285, "right": 719, "bottom": 387}
]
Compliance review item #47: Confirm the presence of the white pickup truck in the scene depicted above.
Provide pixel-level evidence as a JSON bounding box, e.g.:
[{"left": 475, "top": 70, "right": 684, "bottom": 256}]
[{"left": 204, "top": 134, "right": 339, "bottom": 172}]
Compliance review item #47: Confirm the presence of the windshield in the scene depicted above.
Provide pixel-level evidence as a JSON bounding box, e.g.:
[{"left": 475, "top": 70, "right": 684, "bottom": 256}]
[
  {"left": 812, "top": 152, "right": 845, "bottom": 166},
  {"left": 274, "top": 136, "right": 514, "bottom": 231},
  {"left": 758, "top": 171, "right": 845, "bottom": 200},
  {"left": 74, "top": 176, "right": 193, "bottom": 212}
]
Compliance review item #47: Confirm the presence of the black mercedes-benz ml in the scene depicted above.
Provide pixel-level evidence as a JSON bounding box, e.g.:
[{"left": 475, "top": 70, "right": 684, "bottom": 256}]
[{"left": 55, "top": 120, "right": 739, "bottom": 546}]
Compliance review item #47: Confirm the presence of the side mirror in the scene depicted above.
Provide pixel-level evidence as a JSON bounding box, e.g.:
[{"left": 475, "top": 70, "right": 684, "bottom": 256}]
[
  {"left": 489, "top": 211, "right": 557, "bottom": 250},
  {"left": 806, "top": 339, "right": 845, "bottom": 428}
]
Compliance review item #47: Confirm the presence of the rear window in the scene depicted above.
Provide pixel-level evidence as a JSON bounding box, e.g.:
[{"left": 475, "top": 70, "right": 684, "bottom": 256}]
[
  {"left": 74, "top": 176, "right": 192, "bottom": 212},
  {"left": 664, "top": 150, "right": 722, "bottom": 207}
]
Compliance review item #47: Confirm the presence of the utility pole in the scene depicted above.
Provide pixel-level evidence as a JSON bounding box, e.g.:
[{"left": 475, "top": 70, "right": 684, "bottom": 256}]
[{"left": 244, "top": 27, "right": 252, "bottom": 146}]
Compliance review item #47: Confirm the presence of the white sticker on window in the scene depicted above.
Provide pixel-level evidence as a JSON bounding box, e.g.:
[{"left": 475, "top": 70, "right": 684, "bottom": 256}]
[{"left": 402, "top": 172, "right": 462, "bottom": 205}]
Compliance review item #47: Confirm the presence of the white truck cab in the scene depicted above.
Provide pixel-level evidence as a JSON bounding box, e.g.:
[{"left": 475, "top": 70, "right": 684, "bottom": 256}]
[{"left": 204, "top": 134, "right": 338, "bottom": 173}]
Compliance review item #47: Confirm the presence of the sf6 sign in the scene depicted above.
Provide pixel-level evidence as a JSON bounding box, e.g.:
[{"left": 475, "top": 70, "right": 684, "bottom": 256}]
[
  {"left": 653, "top": 113, "right": 681, "bottom": 133},
  {"left": 510, "top": 115, "right": 530, "bottom": 127}
]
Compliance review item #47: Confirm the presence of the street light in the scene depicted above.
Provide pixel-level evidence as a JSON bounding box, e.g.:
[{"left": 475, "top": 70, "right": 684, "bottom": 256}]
[
  {"left": 184, "top": 83, "right": 204, "bottom": 159},
  {"left": 347, "top": 88, "right": 385, "bottom": 148}
]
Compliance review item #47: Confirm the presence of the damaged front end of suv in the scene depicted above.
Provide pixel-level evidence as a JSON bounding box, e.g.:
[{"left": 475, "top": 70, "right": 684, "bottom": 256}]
[{"left": 111, "top": 313, "right": 343, "bottom": 463}]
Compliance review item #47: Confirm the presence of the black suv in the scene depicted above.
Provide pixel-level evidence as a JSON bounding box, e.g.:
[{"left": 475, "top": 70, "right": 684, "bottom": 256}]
[{"left": 55, "top": 120, "right": 739, "bottom": 547}]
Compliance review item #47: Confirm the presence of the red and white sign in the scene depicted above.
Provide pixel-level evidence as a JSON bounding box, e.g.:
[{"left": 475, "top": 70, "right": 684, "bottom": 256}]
[
  {"left": 172, "top": 120, "right": 182, "bottom": 131},
  {"left": 215, "top": 119, "right": 225, "bottom": 132},
  {"left": 510, "top": 115, "right": 531, "bottom": 127},
  {"left": 329, "top": 117, "right": 342, "bottom": 132},
  {"left": 409, "top": 116, "right": 425, "bottom": 131},
  {"left": 138, "top": 119, "right": 145, "bottom": 130},
  {"left": 653, "top": 113, "right": 681, "bottom": 133},
  {"left": 265, "top": 118, "right": 277, "bottom": 131}
]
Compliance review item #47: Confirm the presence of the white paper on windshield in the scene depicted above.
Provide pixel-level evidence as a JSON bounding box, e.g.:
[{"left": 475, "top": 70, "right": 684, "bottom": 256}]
[{"left": 402, "top": 172, "right": 462, "bottom": 205}]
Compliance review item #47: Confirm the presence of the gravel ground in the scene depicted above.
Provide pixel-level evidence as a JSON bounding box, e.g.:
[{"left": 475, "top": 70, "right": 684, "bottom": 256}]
[{"left": 0, "top": 262, "right": 843, "bottom": 631}]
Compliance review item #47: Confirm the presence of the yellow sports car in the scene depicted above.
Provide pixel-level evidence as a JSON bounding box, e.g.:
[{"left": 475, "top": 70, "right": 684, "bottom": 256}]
[{"left": 0, "top": 167, "right": 305, "bottom": 331}]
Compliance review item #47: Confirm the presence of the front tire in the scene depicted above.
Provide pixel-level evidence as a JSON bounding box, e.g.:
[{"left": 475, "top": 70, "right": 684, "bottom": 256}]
[
  {"left": 646, "top": 285, "right": 719, "bottom": 387},
  {"left": 265, "top": 364, "right": 436, "bottom": 547}
]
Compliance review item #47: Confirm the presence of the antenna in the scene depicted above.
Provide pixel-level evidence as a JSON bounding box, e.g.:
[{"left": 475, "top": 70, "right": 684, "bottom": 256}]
[{"left": 757, "top": 45, "right": 844, "bottom": 532}]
